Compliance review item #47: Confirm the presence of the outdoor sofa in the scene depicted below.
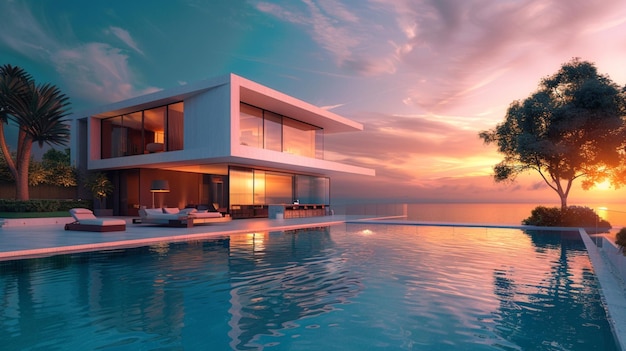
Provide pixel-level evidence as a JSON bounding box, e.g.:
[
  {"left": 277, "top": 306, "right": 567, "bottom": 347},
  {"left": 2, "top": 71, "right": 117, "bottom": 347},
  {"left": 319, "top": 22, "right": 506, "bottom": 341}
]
[
  {"left": 65, "top": 208, "right": 127, "bottom": 232},
  {"left": 138, "top": 207, "right": 231, "bottom": 227}
]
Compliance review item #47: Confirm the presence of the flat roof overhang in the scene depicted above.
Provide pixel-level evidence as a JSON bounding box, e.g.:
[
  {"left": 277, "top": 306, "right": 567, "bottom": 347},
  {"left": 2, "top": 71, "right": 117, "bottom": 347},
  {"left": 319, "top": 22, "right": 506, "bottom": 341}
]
[
  {"left": 87, "top": 153, "right": 375, "bottom": 178},
  {"left": 73, "top": 75, "right": 231, "bottom": 119},
  {"left": 71, "top": 74, "right": 363, "bottom": 135},
  {"left": 236, "top": 76, "right": 362, "bottom": 134}
]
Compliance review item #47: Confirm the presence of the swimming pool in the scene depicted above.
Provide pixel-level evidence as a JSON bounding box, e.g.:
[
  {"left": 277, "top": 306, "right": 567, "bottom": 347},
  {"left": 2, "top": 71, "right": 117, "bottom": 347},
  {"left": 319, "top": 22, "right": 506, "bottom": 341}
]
[{"left": 0, "top": 224, "right": 618, "bottom": 350}]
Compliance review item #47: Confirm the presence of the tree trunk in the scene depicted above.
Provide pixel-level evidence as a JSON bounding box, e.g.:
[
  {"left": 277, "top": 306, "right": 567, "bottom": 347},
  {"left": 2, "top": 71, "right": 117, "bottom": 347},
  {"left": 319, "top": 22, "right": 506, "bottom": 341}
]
[
  {"left": 559, "top": 193, "right": 567, "bottom": 212},
  {"left": 15, "top": 138, "right": 32, "bottom": 200},
  {"left": 0, "top": 123, "right": 18, "bottom": 181}
]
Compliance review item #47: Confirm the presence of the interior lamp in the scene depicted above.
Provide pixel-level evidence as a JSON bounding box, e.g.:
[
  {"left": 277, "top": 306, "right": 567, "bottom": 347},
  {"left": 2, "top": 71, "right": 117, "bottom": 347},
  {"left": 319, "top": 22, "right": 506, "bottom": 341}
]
[
  {"left": 154, "top": 131, "right": 165, "bottom": 144},
  {"left": 150, "top": 180, "right": 170, "bottom": 208}
]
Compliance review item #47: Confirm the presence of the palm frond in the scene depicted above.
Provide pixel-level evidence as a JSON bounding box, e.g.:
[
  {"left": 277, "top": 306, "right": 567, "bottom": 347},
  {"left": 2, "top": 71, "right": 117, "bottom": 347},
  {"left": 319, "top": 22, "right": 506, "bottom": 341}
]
[
  {"left": 0, "top": 64, "right": 33, "bottom": 124},
  {"left": 5, "top": 81, "right": 71, "bottom": 147}
]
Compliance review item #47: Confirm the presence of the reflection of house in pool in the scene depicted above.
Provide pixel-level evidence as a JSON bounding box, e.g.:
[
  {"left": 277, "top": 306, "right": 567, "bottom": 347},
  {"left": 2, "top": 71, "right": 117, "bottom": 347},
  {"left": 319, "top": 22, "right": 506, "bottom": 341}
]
[
  {"left": 227, "top": 227, "right": 362, "bottom": 349},
  {"left": 69, "top": 74, "right": 374, "bottom": 217}
]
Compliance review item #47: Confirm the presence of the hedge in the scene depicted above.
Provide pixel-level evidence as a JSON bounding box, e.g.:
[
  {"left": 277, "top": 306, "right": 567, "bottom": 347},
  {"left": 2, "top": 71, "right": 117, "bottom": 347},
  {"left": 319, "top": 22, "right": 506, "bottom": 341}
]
[{"left": 0, "top": 199, "right": 92, "bottom": 212}]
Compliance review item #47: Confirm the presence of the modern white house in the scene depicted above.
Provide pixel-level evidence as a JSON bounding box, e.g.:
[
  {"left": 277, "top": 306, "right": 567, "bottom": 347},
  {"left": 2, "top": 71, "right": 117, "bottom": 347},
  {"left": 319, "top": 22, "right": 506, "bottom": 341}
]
[{"left": 69, "top": 73, "right": 374, "bottom": 218}]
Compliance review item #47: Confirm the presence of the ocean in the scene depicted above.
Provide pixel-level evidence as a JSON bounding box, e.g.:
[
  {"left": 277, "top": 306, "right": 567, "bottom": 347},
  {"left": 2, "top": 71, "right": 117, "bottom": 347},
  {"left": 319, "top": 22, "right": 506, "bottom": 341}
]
[
  {"left": 407, "top": 202, "right": 626, "bottom": 228},
  {"left": 345, "top": 202, "right": 626, "bottom": 228}
]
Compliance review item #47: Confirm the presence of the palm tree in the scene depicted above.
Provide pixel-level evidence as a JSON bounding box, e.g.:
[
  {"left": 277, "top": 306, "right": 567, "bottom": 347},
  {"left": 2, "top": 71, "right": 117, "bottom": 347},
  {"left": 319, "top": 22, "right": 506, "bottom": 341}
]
[{"left": 0, "top": 64, "right": 71, "bottom": 200}]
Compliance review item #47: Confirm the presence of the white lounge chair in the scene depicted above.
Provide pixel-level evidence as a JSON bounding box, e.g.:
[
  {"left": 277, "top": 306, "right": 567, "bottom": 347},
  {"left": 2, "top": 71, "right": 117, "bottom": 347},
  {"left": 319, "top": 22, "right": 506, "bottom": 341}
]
[{"left": 65, "top": 208, "right": 126, "bottom": 232}]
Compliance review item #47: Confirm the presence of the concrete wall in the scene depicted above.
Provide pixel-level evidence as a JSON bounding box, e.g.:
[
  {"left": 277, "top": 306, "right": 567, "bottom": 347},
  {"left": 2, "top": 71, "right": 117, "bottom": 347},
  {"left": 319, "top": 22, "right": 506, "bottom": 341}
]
[{"left": 185, "top": 83, "right": 231, "bottom": 155}]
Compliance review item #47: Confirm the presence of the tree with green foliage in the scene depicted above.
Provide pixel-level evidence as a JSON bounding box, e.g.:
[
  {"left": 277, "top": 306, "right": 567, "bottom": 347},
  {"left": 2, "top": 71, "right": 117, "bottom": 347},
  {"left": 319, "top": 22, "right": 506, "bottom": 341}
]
[
  {"left": 0, "top": 149, "right": 13, "bottom": 182},
  {"left": 0, "top": 148, "right": 77, "bottom": 187},
  {"left": 0, "top": 64, "right": 71, "bottom": 200},
  {"left": 41, "top": 148, "right": 77, "bottom": 187},
  {"left": 479, "top": 58, "right": 626, "bottom": 210},
  {"left": 0, "top": 150, "right": 48, "bottom": 185}
]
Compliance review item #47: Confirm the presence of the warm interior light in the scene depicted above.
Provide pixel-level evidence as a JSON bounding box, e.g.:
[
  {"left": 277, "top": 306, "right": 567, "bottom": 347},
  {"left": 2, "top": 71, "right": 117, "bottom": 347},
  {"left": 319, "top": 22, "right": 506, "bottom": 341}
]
[
  {"left": 150, "top": 180, "right": 170, "bottom": 208},
  {"left": 154, "top": 131, "right": 164, "bottom": 144},
  {"left": 150, "top": 180, "right": 170, "bottom": 192}
]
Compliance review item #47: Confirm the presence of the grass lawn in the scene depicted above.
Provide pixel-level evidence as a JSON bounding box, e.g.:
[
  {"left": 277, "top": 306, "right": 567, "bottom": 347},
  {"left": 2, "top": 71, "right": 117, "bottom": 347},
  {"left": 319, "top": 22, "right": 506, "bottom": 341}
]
[{"left": 0, "top": 211, "right": 71, "bottom": 218}]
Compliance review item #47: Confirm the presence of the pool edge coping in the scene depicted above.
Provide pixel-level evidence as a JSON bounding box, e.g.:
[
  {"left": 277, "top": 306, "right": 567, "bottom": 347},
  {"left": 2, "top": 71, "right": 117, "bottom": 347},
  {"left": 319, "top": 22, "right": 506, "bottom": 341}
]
[
  {"left": 0, "top": 219, "right": 349, "bottom": 261},
  {"left": 579, "top": 228, "right": 626, "bottom": 351}
]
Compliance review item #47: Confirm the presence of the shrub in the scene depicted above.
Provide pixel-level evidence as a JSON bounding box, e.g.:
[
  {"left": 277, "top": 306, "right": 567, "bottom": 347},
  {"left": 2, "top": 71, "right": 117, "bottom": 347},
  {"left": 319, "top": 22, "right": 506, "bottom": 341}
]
[
  {"left": 0, "top": 199, "right": 92, "bottom": 212},
  {"left": 522, "top": 205, "right": 611, "bottom": 232},
  {"left": 522, "top": 206, "right": 562, "bottom": 226}
]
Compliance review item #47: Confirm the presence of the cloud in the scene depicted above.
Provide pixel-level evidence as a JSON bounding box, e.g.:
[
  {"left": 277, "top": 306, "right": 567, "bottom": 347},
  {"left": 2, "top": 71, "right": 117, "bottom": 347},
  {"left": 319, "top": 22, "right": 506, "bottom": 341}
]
[
  {"left": 52, "top": 43, "right": 160, "bottom": 104},
  {"left": 106, "top": 26, "right": 145, "bottom": 55},
  {"left": 0, "top": 2, "right": 158, "bottom": 107},
  {"left": 255, "top": 0, "right": 626, "bottom": 116},
  {"left": 254, "top": 0, "right": 398, "bottom": 75},
  {"left": 330, "top": 170, "right": 557, "bottom": 203},
  {"left": 321, "top": 103, "right": 345, "bottom": 110},
  {"left": 380, "top": 0, "right": 626, "bottom": 112},
  {"left": 0, "top": 2, "right": 55, "bottom": 61},
  {"left": 325, "top": 111, "right": 500, "bottom": 190},
  {"left": 326, "top": 108, "right": 623, "bottom": 203}
]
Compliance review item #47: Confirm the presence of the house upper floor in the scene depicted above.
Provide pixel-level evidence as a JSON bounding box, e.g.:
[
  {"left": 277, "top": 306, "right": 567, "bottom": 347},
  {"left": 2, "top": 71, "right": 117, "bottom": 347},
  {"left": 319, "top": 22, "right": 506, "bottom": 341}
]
[{"left": 69, "top": 74, "right": 374, "bottom": 177}]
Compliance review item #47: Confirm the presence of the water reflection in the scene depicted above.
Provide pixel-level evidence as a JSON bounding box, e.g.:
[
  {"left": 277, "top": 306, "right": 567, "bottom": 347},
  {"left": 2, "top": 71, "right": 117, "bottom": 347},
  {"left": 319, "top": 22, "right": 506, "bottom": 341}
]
[
  {"left": 0, "top": 229, "right": 362, "bottom": 350},
  {"left": 493, "top": 230, "right": 617, "bottom": 350},
  {"left": 226, "top": 227, "right": 363, "bottom": 350},
  {"left": 0, "top": 226, "right": 618, "bottom": 350},
  {"left": 0, "top": 238, "right": 231, "bottom": 350}
]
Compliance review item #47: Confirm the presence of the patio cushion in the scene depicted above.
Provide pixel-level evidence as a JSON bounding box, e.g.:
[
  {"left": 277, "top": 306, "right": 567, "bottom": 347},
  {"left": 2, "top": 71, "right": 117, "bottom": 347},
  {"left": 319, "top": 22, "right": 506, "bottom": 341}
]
[
  {"left": 179, "top": 208, "right": 197, "bottom": 215},
  {"left": 143, "top": 208, "right": 163, "bottom": 216},
  {"left": 69, "top": 208, "right": 97, "bottom": 221},
  {"left": 67, "top": 208, "right": 126, "bottom": 229}
]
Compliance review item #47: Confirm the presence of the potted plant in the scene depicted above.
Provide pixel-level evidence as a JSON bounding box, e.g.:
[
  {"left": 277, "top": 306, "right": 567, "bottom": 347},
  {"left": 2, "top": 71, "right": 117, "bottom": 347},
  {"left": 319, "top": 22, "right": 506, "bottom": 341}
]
[{"left": 87, "top": 172, "right": 114, "bottom": 216}]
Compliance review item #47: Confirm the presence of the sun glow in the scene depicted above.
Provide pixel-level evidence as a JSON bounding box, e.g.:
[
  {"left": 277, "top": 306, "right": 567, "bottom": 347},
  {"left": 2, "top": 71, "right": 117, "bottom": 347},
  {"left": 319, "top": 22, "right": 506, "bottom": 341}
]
[{"left": 592, "top": 179, "right": 612, "bottom": 191}]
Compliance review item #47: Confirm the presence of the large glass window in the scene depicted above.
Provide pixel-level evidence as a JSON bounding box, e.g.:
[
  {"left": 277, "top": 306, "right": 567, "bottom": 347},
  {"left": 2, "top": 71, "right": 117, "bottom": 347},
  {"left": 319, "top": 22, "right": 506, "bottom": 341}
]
[
  {"left": 295, "top": 175, "right": 329, "bottom": 204},
  {"left": 265, "top": 172, "right": 293, "bottom": 204},
  {"left": 239, "top": 103, "right": 323, "bottom": 159},
  {"left": 124, "top": 112, "right": 143, "bottom": 156},
  {"left": 240, "top": 104, "right": 263, "bottom": 148},
  {"left": 264, "top": 111, "right": 282, "bottom": 152},
  {"left": 144, "top": 106, "right": 166, "bottom": 153},
  {"left": 283, "top": 118, "right": 316, "bottom": 158},
  {"left": 315, "top": 129, "right": 324, "bottom": 159},
  {"left": 101, "top": 102, "right": 184, "bottom": 158},
  {"left": 229, "top": 169, "right": 254, "bottom": 205},
  {"left": 253, "top": 171, "right": 266, "bottom": 204},
  {"left": 101, "top": 112, "right": 143, "bottom": 158},
  {"left": 230, "top": 168, "right": 294, "bottom": 205}
]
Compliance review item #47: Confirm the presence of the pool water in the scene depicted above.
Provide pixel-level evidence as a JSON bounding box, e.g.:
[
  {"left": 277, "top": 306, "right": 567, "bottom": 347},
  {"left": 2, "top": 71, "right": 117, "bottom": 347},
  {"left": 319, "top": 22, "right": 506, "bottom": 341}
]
[{"left": 0, "top": 225, "right": 618, "bottom": 350}]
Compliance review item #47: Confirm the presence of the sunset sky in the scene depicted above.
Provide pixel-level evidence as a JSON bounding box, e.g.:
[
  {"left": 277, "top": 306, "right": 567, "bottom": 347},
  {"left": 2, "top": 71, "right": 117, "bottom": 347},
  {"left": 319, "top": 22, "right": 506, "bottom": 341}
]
[{"left": 1, "top": 0, "right": 626, "bottom": 205}]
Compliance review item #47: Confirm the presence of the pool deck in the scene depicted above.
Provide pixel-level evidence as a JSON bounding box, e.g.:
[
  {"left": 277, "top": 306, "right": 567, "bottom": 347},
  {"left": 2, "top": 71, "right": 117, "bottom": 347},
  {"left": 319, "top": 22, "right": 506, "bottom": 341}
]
[
  {"left": 0, "top": 215, "right": 371, "bottom": 260},
  {"left": 1, "top": 216, "right": 625, "bottom": 350}
]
